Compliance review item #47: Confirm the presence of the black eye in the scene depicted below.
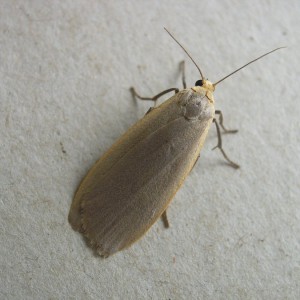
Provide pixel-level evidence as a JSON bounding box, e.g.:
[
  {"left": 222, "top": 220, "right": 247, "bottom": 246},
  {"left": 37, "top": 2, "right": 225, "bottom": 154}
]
[{"left": 195, "top": 80, "right": 203, "bottom": 86}]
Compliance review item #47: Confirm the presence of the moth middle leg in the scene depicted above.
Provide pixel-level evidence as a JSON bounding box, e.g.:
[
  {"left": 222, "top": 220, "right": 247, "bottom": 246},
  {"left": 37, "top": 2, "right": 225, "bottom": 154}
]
[
  {"left": 130, "top": 61, "right": 186, "bottom": 112},
  {"left": 130, "top": 87, "right": 179, "bottom": 113}
]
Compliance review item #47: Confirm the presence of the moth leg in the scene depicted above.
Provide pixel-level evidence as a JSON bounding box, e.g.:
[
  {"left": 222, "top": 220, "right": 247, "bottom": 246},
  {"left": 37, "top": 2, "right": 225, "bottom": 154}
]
[
  {"left": 191, "top": 155, "right": 200, "bottom": 171},
  {"left": 180, "top": 60, "right": 187, "bottom": 89},
  {"left": 212, "top": 119, "right": 240, "bottom": 169},
  {"left": 144, "top": 107, "right": 154, "bottom": 115},
  {"left": 161, "top": 210, "right": 170, "bottom": 228},
  {"left": 130, "top": 87, "right": 179, "bottom": 107},
  {"left": 215, "top": 110, "right": 238, "bottom": 134}
]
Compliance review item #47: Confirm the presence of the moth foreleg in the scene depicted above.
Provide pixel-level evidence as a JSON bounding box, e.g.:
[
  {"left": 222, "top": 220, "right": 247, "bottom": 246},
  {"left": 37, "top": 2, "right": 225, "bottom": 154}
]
[
  {"left": 212, "top": 119, "right": 240, "bottom": 169},
  {"left": 215, "top": 110, "right": 238, "bottom": 134}
]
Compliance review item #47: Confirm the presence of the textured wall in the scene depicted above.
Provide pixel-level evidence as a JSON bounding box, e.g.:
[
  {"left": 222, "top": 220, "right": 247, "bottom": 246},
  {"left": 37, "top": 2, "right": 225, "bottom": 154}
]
[{"left": 1, "top": 1, "right": 299, "bottom": 299}]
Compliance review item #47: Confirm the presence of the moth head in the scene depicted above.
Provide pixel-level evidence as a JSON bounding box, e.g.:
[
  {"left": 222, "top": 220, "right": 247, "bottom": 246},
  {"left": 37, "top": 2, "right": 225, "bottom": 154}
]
[
  {"left": 194, "top": 79, "right": 215, "bottom": 92},
  {"left": 192, "top": 79, "right": 215, "bottom": 104}
]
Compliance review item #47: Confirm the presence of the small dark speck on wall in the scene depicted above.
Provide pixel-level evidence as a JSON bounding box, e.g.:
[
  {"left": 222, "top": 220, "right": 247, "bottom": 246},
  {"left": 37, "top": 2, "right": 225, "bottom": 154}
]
[{"left": 60, "top": 142, "right": 67, "bottom": 154}]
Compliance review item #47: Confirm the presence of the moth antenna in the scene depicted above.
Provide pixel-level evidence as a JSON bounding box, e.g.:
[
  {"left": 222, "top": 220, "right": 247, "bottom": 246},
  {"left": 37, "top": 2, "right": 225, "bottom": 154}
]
[
  {"left": 164, "top": 27, "right": 205, "bottom": 81},
  {"left": 213, "top": 47, "right": 286, "bottom": 87}
]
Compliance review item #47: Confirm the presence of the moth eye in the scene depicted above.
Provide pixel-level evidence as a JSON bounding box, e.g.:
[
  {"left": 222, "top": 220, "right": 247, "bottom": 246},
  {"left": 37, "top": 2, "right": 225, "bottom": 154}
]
[{"left": 195, "top": 80, "right": 203, "bottom": 86}]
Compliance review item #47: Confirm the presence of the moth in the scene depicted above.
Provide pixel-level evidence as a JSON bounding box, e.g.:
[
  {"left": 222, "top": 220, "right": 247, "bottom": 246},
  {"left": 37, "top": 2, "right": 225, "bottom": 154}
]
[{"left": 68, "top": 28, "right": 284, "bottom": 257}]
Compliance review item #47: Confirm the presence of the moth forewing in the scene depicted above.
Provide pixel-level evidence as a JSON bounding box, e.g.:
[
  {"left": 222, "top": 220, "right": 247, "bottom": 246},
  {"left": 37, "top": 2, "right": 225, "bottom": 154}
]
[{"left": 69, "top": 87, "right": 214, "bottom": 256}]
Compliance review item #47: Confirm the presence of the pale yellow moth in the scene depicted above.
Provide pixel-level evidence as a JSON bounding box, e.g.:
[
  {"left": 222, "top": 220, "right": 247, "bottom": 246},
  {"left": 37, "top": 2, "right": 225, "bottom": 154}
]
[{"left": 69, "top": 28, "right": 284, "bottom": 257}]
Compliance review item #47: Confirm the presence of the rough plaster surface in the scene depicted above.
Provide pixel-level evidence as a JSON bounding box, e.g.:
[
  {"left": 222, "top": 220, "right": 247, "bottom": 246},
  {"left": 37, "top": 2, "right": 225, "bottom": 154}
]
[{"left": 1, "top": 1, "right": 299, "bottom": 299}]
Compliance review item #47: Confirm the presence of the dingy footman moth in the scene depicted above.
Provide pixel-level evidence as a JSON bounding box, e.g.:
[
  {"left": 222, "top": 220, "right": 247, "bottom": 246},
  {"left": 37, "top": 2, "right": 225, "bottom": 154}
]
[{"left": 68, "top": 28, "right": 284, "bottom": 257}]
